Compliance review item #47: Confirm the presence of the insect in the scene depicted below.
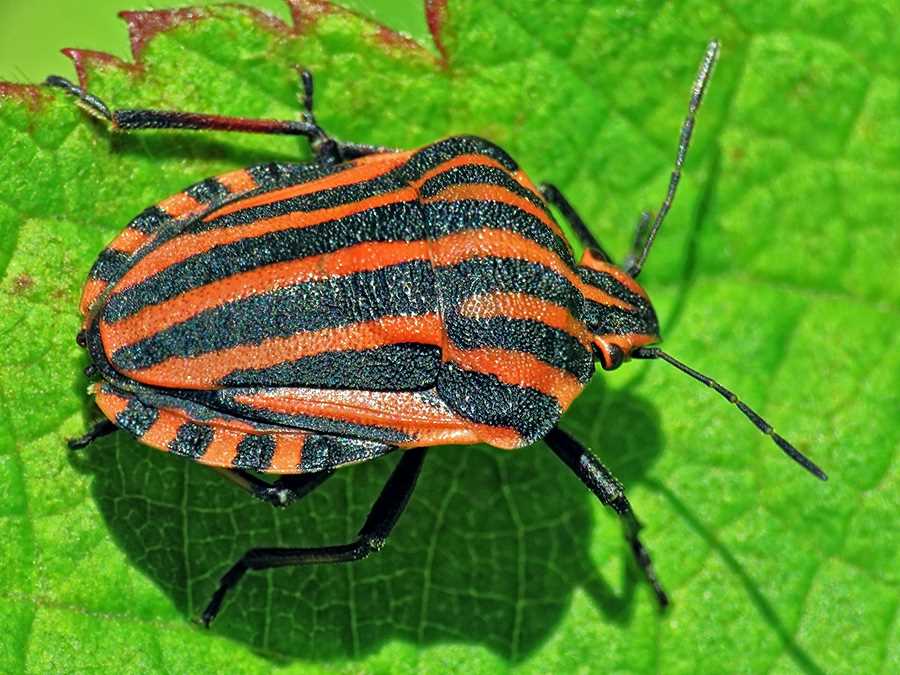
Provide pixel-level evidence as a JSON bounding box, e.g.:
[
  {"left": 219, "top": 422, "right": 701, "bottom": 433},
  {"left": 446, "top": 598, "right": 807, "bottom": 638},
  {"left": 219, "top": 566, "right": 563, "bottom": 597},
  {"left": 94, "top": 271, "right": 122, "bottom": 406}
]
[{"left": 50, "top": 40, "right": 826, "bottom": 627}]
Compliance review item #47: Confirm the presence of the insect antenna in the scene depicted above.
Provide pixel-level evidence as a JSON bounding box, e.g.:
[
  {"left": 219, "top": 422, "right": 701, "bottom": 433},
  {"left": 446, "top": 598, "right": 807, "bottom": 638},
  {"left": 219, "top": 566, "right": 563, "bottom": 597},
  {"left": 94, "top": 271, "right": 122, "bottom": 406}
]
[
  {"left": 626, "top": 40, "right": 719, "bottom": 278},
  {"left": 633, "top": 347, "right": 827, "bottom": 481}
]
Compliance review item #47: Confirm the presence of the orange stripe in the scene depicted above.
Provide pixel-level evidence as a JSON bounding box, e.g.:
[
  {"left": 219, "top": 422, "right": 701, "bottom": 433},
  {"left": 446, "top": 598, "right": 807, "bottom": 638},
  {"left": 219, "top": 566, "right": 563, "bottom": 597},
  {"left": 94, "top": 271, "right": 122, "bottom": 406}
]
[
  {"left": 235, "top": 388, "right": 522, "bottom": 450},
  {"left": 201, "top": 427, "right": 244, "bottom": 467},
  {"left": 446, "top": 346, "right": 584, "bottom": 410},
  {"left": 580, "top": 285, "right": 636, "bottom": 311},
  {"left": 405, "top": 423, "right": 522, "bottom": 450},
  {"left": 457, "top": 291, "right": 592, "bottom": 350},
  {"left": 411, "top": 153, "right": 510, "bottom": 187},
  {"left": 158, "top": 191, "right": 203, "bottom": 218},
  {"left": 349, "top": 150, "right": 405, "bottom": 167},
  {"left": 236, "top": 388, "right": 463, "bottom": 432},
  {"left": 422, "top": 182, "right": 566, "bottom": 242},
  {"left": 595, "top": 332, "right": 659, "bottom": 359},
  {"left": 94, "top": 387, "right": 130, "bottom": 421},
  {"left": 107, "top": 228, "right": 150, "bottom": 255},
  {"left": 431, "top": 228, "right": 578, "bottom": 284},
  {"left": 112, "top": 187, "right": 417, "bottom": 292},
  {"left": 511, "top": 169, "right": 544, "bottom": 200},
  {"left": 139, "top": 408, "right": 182, "bottom": 452},
  {"left": 580, "top": 253, "right": 650, "bottom": 300},
  {"left": 80, "top": 278, "right": 108, "bottom": 317},
  {"left": 121, "top": 314, "right": 444, "bottom": 389},
  {"left": 101, "top": 240, "right": 431, "bottom": 352},
  {"left": 205, "top": 151, "right": 413, "bottom": 220},
  {"left": 217, "top": 168, "right": 258, "bottom": 194},
  {"left": 270, "top": 434, "right": 305, "bottom": 473}
]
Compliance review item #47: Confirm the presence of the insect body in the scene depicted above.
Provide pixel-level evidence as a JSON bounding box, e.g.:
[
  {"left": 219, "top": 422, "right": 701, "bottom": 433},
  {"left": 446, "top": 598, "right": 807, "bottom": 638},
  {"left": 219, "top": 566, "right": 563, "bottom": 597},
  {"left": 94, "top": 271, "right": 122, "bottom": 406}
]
[{"left": 51, "top": 41, "right": 825, "bottom": 627}]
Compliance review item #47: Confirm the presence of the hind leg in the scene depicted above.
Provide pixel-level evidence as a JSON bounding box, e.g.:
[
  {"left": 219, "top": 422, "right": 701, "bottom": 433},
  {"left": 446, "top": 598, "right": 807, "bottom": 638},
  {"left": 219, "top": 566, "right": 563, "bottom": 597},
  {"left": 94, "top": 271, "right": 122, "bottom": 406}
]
[{"left": 202, "top": 446, "right": 427, "bottom": 626}]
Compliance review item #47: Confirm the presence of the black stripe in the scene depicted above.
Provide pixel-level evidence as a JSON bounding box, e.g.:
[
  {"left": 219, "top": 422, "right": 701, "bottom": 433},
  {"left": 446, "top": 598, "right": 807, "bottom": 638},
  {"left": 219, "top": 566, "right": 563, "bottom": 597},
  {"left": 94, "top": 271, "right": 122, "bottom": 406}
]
[
  {"left": 246, "top": 161, "right": 340, "bottom": 191},
  {"left": 109, "top": 261, "right": 437, "bottom": 371},
  {"left": 198, "top": 172, "right": 406, "bottom": 232},
  {"left": 185, "top": 177, "right": 230, "bottom": 204},
  {"left": 182, "top": 136, "right": 516, "bottom": 234},
  {"left": 579, "top": 268, "right": 648, "bottom": 308},
  {"left": 90, "top": 249, "right": 131, "bottom": 282},
  {"left": 399, "top": 135, "right": 519, "bottom": 175},
  {"left": 425, "top": 199, "right": 575, "bottom": 268},
  {"left": 581, "top": 298, "right": 658, "bottom": 336},
  {"left": 233, "top": 434, "right": 276, "bottom": 470},
  {"left": 102, "top": 201, "right": 424, "bottom": 323},
  {"left": 220, "top": 343, "right": 441, "bottom": 390},
  {"left": 169, "top": 422, "right": 213, "bottom": 459},
  {"left": 436, "top": 257, "right": 583, "bottom": 310},
  {"left": 419, "top": 164, "right": 545, "bottom": 211},
  {"left": 104, "top": 197, "right": 575, "bottom": 324},
  {"left": 300, "top": 435, "right": 395, "bottom": 473},
  {"left": 128, "top": 205, "right": 168, "bottom": 234},
  {"left": 445, "top": 313, "right": 594, "bottom": 382},
  {"left": 114, "top": 396, "right": 159, "bottom": 437},
  {"left": 437, "top": 362, "right": 560, "bottom": 445}
]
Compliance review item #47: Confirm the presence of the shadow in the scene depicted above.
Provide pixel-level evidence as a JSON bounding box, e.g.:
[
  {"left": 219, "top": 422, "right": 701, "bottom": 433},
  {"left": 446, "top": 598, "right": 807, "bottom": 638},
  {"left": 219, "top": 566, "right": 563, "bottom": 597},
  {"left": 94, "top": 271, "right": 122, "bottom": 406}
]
[
  {"left": 650, "top": 480, "right": 827, "bottom": 675},
  {"left": 69, "top": 377, "right": 666, "bottom": 663},
  {"left": 79, "top": 116, "right": 305, "bottom": 167}
]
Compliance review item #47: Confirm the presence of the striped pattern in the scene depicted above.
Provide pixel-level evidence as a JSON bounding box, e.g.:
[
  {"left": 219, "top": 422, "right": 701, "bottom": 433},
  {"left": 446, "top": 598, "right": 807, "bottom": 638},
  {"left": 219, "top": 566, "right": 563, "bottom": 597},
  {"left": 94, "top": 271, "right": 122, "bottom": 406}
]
[
  {"left": 94, "top": 383, "right": 395, "bottom": 473},
  {"left": 78, "top": 161, "right": 342, "bottom": 320},
  {"left": 83, "top": 134, "right": 660, "bottom": 463},
  {"left": 576, "top": 250, "right": 660, "bottom": 369}
]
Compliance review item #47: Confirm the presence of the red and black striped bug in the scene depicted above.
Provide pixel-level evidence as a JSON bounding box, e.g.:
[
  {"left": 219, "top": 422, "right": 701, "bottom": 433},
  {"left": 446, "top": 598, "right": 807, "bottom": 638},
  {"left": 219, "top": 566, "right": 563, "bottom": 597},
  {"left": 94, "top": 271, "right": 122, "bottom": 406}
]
[{"left": 50, "top": 40, "right": 826, "bottom": 626}]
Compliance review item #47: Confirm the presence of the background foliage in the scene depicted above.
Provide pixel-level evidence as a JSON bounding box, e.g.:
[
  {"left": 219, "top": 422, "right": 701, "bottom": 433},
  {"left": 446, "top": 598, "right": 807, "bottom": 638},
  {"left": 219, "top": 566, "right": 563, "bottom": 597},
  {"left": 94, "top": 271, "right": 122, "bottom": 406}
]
[{"left": 0, "top": 1, "right": 897, "bottom": 673}]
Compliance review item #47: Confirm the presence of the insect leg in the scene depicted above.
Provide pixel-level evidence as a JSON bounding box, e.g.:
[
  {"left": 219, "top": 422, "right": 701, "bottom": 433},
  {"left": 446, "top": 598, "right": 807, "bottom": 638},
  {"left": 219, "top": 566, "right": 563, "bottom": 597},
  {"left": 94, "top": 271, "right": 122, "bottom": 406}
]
[
  {"left": 44, "top": 74, "right": 393, "bottom": 166},
  {"left": 201, "top": 446, "right": 427, "bottom": 626},
  {"left": 68, "top": 418, "right": 118, "bottom": 449},
  {"left": 294, "top": 68, "right": 394, "bottom": 163},
  {"left": 214, "top": 467, "right": 335, "bottom": 508},
  {"left": 539, "top": 183, "right": 613, "bottom": 262},
  {"left": 544, "top": 426, "right": 669, "bottom": 608}
]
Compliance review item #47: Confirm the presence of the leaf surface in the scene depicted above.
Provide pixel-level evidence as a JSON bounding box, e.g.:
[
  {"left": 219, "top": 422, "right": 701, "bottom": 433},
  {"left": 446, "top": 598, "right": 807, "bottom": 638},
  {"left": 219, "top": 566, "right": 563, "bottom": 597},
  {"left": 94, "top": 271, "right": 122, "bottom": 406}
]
[{"left": 0, "top": 1, "right": 897, "bottom": 673}]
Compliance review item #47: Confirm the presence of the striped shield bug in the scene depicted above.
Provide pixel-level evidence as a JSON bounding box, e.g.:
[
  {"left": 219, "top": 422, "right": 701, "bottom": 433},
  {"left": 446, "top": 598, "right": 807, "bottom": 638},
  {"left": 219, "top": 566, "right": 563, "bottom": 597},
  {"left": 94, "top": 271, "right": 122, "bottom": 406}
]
[{"left": 50, "top": 39, "right": 826, "bottom": 626}]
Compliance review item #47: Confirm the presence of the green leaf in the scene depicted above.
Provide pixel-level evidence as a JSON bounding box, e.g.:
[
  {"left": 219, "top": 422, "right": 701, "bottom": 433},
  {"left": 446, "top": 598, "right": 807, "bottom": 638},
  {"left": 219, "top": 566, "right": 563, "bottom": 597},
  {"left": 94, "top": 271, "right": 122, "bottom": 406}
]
[{"left": 1, "top": 1, "right": 897, "bottom": 673}]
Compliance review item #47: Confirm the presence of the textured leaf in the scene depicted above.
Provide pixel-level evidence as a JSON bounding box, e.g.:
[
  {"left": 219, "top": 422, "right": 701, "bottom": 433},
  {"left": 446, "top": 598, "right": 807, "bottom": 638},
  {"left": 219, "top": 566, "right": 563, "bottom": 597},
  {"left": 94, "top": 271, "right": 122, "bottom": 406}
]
[{"left": 1, "top": 1, "right": 897, "bottom": 673}]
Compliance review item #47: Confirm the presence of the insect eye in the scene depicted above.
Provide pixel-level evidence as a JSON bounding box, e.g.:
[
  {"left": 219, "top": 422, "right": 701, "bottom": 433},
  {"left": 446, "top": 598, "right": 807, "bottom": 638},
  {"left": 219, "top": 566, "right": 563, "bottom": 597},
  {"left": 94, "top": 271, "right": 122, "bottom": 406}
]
[{"left": 595, "top": 343, "right": 625, "bottom": 371}]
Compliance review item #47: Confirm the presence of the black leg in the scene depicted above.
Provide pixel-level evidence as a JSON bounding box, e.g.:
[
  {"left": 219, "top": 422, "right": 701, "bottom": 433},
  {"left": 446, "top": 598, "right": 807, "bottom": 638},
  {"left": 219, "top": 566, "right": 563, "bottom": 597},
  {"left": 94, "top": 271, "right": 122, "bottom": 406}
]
[
  {"left": 44, "top": 70, "right": 393, "bottom": 165},
  {"left": 539, "top": 182, "right": 613, "bottom": 262},
  {"left": 544, "top": 426, "right": 669, "bottom": 608},
  {"left": 214, "top": 467, "right": 335, "bottom": 508},
  {"left": 68, "top": 418, "right": 118, "bottom": 449},
  {"left": 202, "top": 446, "right": 427, "bottom": 626}
]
